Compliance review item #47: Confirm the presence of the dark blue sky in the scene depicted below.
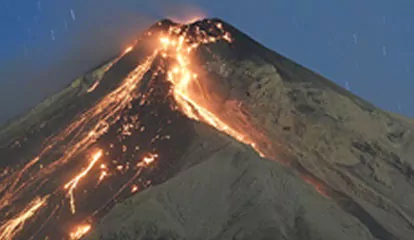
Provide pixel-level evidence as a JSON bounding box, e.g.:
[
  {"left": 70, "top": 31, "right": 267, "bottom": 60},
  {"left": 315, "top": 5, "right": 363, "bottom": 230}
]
[{"left": 1, "top": 0, "right": 413, "bottom": 123}]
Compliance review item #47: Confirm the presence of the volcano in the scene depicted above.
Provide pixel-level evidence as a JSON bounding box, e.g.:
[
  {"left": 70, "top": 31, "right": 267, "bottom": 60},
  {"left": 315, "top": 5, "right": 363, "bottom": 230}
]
[{"left": 1, "top": 18, "right": 414, "bottom": 240}]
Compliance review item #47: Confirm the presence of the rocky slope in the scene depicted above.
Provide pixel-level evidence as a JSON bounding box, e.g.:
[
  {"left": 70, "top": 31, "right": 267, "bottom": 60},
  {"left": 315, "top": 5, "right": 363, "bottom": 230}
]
[{"left": 86, "top": 122, "right": 376, "bottom": 240}]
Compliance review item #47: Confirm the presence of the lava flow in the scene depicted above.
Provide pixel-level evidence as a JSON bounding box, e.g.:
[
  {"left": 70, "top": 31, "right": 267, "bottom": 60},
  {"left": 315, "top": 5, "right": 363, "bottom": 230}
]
[
  {"left": 0, "top": 196, "right": 48, "bottom": 240},
  {"left": 69, "top": 224, "right": 91, "bottom": 240},
  {"left": 64, "top": 150, "right": 103, "bottom": 214},
  {"left": 157, "top": 21, "right": 271, "bottom": 158},
  {"left": 0, "top": 18, "right": 325, "bottom": 239}
]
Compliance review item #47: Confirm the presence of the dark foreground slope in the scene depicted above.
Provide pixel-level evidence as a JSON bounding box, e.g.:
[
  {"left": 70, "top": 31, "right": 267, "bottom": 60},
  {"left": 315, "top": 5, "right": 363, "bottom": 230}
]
[
  {"left": 85, "top": 19, "right": 414, "bottom": 240},
  {"left": 0, "top": 18, "right": 413, "bottom": 240}
]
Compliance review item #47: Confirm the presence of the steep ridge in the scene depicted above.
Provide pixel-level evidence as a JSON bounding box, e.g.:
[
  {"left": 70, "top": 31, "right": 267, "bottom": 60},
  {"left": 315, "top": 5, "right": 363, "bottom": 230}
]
[{"left": 0, "top": 18, "right": 413, "bottom": 240}]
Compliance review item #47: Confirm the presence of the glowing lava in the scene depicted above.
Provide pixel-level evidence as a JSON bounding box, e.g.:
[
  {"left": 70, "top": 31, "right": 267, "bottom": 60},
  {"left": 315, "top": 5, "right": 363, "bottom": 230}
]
[
  {"left": 64, "top": 150, "right": 103, "bottom": 214},
  {"left": 137, "top": 153, "right": 158, "bottom": 167},
  {"left": 69, "top": 224, "right": 91, "bottom": 240},
  {"left": 0, "top": 196, "right": 48, "bottom": 240},
  {"left": 157, "top": 22, "right": 270, "bottom": 158}
]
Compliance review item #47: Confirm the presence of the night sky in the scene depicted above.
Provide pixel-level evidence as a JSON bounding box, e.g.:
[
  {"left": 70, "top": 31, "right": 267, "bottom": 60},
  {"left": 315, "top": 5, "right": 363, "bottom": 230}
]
[{"left": 1, "top": 0, "right": 413, "bottom": 124}]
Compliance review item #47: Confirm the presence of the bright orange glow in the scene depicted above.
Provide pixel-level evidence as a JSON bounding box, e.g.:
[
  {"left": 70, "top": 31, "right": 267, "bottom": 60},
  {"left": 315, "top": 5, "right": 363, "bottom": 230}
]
[
  {"left": 131, "top": 185, "right": 139, "bottom": 193},
  {"left": 301, "top": 174, "right": 329, "bottom": 198},
  {"left": 69, "top": 224, "right": 91, "bottom": 240},
  {"left": 64, "top": 150, "right": 103, "bottom": 214},
  {"left": 123, "top": 45, "right": 133, "bottom": 54},
  {"left": 143, "top": 154, "right": 157, "bottom": 165},
  {"left": 0, "top": 196, "right": 48, "bottom": 240},
  {"left": 86, "top": 81, "right": 101, "bottom": 93},
  {"left": 137, "top": 153, "right": 158, "bottom": 167},
  {"left": 98, "top": 170, "right": 108, "bottom": 183},
  {"left": 167, "top": 7, "right": 206, "bottom": 24}
]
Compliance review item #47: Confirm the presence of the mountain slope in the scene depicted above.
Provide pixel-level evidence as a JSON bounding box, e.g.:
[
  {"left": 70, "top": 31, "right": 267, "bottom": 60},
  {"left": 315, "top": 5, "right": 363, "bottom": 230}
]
[
  {"left": 0, "top": 18, "right": 413, "bottom": 240},
  {"left": 85, "top": 19, "right": 414, "bottom": 240},
  {"left": 86, "top": 122, "right": 375, "bottom": 240}
]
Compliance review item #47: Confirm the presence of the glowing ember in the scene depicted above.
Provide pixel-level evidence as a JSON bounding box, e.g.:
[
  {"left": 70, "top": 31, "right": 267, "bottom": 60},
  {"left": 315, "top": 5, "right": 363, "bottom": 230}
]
[
  {"left": 64, "top": 150, "right": 103, "bottom": 214},
  {"left": 86, "top": 81, "right": 101, "bottom": 93},
  {"left": 0, "top": 196, "right": 48, "bottom": 240},
  {"left": 98, "top": 170, "right": 108, "bottom": 183},
  {"left": 69, "top": 224, "right": 91, "bottom": 240},
  {"left": 131, "top": 185, "right": 139, "bottom": 193},
  {"left": 123, "top": 45, "right": 133, "bottom": 54},
  {"left": 137, "top": 153, "right": 158, "bottom": 167}
]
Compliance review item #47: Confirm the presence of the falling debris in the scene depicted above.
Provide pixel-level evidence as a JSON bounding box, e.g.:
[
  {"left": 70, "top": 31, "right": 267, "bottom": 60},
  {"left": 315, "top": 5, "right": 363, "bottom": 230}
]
[
  {"left": 397, "top": 103, "right": 402, "bottom": 112},
  {"left": 382, "top": 45, "right": 387, "bottom": 56},
  {"left": 50, "top": 29, "right": 55, "bottom": 41},
  {"left": 352, "top": 33, "right": 358, "bottom": 44},
  {"left": 70, "top": 9, "right": 76, "bottom": 21},
  {"left": 37, "top": 1, "right": 41, "bottom": 12}
]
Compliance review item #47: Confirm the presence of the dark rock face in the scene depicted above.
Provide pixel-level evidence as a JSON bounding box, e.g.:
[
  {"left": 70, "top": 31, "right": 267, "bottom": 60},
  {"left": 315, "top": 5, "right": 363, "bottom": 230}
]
[{"left": 1, "top": 18, "right": 413, "bottom": 240}]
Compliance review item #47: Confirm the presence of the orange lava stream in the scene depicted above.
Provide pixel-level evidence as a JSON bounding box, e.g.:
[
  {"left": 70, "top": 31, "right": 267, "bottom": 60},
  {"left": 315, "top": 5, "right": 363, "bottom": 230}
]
[
  {"left": 0, "top": 50, "right": 156, "bottom": 212},
  {"left": 159, "top": 24, "right": 267, "bottom": 157},
  {"left": 137, "top": 153, "right": 158, "bottom": 167},
  {"left": 0, "top": 196, "right": 48, "bottom": 240},
  {"left": 0, "top": 48, "right": 156, "bottom": 239},
  {"left": 69, "top": 224, "right": 91, "bottom": 240},
  {"left": 64, "top": 150, "right": 103, "bottom": 214}
]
